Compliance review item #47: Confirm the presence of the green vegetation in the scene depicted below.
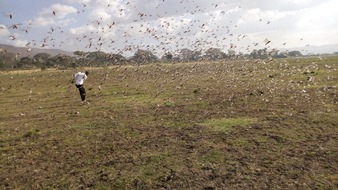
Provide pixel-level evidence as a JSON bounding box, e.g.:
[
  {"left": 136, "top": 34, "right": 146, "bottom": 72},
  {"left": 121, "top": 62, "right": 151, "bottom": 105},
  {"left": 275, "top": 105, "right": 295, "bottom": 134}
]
[
  {"left": 0, "top": 56, "right": 337, "bottom": 189},
  {"left": 198, "top": 117, "right": 258, "bottom": 132}
]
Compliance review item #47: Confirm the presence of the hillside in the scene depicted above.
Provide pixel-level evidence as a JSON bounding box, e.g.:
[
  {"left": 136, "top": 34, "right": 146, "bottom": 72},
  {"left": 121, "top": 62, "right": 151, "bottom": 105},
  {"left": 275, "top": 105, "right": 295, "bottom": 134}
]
[
  {"left": 0, "top": 44, "right": 74, "bottom": 57},
  {"left": 281, "top": 44, "right": 338, "bottom": 55}
]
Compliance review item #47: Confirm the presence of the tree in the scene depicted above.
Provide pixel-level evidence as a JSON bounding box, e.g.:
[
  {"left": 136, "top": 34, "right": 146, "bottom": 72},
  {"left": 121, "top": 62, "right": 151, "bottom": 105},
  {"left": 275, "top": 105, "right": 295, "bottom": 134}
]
[
  {"left": 228, "top": 49, "right": 236, "bottom": 59},
  {"left": 250, "top": 49, "right": 258, "bottom": 59},
  {"left": 161, "top": 52, "right": 173, "bottom": 62},
  {"left": 46, "top": 55, "right": 77, "bottom": 68},
  {"left": 74, "top": 51, "right": 88, "bottom": 57},
  {"left": 86, "top": 51, "right": 108, "bottom": 61},
  {"left": 178, "top": 48, "right": 201, "bottom": 62},
  {"left": 249, "top": 48, "right": 268, "bottom": 59},
  {"left": 257, "top": 48, "right": 268, "bottom": 59},
  {"left": 273, "top": 51, "right": 288, "bottom": 58},
  {"left": 179, "top": 48, "right": 193, "bottom": 62},
  {"left": 288, "top": 51, "right": 302, "bottom": 57},
  {"left": 268, "top": 48, "right": 279, "bottom": 57},
  {"left": 17, "top": 57, "right": 35, "bottom": 68},
  {"left": 84, "top": 51, "right": 126, "bottom": 65},
  {"left": 33, "top": 53, "right": 51, "bottom": 67},
  {"left": 204, "top": 48, "right": 227, "bottom": 61},
  {"left": 130, "top": 49, "right": 158, "bottom": 64},
  {"left": 192, "top": 50, "right": 202, "bottom": 61},
  {"left": 0, "top": 51, "right": 17, "bottom": 69},
  {"left": 106, "top": 53, "right": 127, "bottom": 64}
]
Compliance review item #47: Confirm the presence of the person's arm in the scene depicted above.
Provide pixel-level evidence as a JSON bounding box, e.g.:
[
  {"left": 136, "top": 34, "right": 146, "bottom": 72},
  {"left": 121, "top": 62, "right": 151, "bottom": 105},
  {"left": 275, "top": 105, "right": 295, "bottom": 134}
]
[{"left": 72, "top": 73, "right": 77, "bottom": 83}]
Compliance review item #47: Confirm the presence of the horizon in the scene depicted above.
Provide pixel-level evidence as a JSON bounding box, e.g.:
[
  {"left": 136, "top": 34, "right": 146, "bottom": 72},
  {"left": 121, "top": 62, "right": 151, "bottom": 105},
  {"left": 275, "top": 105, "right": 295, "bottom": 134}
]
[{"left": 1, "top": 43, "right": 337, "bottom": 58}]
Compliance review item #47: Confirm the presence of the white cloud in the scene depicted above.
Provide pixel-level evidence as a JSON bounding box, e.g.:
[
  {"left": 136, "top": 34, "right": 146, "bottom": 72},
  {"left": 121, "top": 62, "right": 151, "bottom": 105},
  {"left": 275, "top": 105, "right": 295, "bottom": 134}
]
[
  {"left": 89, "top": 8, "right": 111, "bottom": 21},
  {"left": 12, "top": 39, "right": 30, "bottom": 47},
  {"left": 40, "top": 4, "right": 77, "bottom": 19},
  {"left": 29, "top": 4, "right": 77, "bottom": 27},
  {"left": 93, "top": 0, "right": 121, "bottom": 7},
  {"left": 0, "top": 25, "right": 10, "bottom": 37},
  {"left": 296, "top": 0, "right": 338, "bottom": 30},
  {"left": 29, "top": 17, "right": 54, "bottom": 27},
  {"left": 69, "top": 25, "right": 93, "bottom": 35},
  {"left": 243, "top": 0, "right": 327, "bottom": 11},
  {"left": 0, "top": 29, "right": 29, "bottom": 48},
  {"left": 65, "top": 0, "right": 91, "bottom": 4}
]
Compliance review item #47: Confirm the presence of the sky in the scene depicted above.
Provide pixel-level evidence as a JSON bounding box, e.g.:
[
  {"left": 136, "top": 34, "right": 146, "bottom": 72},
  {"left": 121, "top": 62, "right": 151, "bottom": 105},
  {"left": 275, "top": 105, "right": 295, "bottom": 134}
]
[{"left": 1, "top": 0, "right": 338, "bottom": 57}]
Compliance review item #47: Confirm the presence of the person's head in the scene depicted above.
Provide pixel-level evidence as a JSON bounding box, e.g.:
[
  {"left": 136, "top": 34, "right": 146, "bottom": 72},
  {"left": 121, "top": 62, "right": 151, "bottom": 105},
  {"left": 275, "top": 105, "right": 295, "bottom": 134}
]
[{"left": 85, "top": 71, "right": 89, "bottom": 76}]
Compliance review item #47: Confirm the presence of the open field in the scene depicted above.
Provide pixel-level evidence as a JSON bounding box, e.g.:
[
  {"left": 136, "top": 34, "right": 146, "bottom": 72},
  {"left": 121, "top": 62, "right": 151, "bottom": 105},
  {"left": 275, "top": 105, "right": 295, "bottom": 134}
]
[{"left": 0, "top": 57, "right": 337, "bottom": 189}]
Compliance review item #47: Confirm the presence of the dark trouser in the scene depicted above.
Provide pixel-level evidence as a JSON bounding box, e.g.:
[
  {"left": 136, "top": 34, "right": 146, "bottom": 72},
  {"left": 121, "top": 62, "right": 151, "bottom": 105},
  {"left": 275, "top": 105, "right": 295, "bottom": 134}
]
[{"left": 76, "top": 85, "right": 86, "bottom": 101}]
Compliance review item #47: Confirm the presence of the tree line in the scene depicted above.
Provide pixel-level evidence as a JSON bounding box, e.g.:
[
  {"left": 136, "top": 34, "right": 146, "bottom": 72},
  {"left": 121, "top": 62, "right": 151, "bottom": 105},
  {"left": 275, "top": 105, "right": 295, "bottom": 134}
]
[{"left": 0, "top": 48, "right": 304, "bottom": 70}]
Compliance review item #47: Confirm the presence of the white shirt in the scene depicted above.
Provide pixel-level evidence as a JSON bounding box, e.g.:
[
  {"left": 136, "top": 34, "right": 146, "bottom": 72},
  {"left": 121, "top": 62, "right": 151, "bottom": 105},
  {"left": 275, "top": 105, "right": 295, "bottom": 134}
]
[{"left": 74, "top": 72, "right": 87, "bottom": 85}]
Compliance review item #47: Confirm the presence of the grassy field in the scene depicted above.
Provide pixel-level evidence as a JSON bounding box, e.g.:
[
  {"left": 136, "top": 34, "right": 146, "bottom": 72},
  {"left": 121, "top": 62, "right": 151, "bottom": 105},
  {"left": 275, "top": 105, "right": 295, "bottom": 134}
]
[{"left": 0, "top": 56, "right": 337, "bottom": 189}]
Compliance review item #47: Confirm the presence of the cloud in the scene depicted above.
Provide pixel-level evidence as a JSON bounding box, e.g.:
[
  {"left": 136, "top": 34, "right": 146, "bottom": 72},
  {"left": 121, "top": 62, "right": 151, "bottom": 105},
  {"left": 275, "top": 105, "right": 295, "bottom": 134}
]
[
  {"left": 66, "top": 0, "right": 91, "bottom": 4},
  {"left": 12, "top": 39, "right": 30, "bottom": 48},
  {"left": 88, "top": 0, "right": 133, "bottom": 21},
  {"left": 0, "top": 29, "right": 29, "bottom": 48},
  {"left": 39, "top": 3, "right": 77, "bottom": 19},
  {"left": 242, "top": 0, "right": 327, "bottom": 11},
  {"left": 296, "top": 0, "right": 338, "bottom": 30},
  {"left": 89, "top": 8, "right": 112, "bottom": 21},
  {"left": 28, "top": 17, "right": 54, "bottom": 27},
  {"left": 0, "top": 24, "right": 10, "bottom": 37},
  {"left": 28, "top": 4, "right": 77, "bottom": 26},
  {"left": 69, "top": 25, "right": 93, "bottom": 36}
]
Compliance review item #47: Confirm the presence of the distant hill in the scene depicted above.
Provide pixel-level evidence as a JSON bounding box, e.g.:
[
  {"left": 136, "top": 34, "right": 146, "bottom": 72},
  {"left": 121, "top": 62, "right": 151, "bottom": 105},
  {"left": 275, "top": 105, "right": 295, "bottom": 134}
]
[
  {"left": 280, "top": 44, "right": 338, "bottom": 55},
  {"left": 0, "top": 44, "right": 74, "bottom": 58},
  {"left": 1, "top": 43, "right": 337, "bottom": 59}
]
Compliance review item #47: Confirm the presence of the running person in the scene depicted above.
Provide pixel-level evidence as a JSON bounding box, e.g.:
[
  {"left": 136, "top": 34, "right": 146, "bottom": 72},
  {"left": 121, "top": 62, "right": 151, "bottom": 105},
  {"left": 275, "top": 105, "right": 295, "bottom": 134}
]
[{"left": 74, "top": 71, "right": 88, "bottom": 103}]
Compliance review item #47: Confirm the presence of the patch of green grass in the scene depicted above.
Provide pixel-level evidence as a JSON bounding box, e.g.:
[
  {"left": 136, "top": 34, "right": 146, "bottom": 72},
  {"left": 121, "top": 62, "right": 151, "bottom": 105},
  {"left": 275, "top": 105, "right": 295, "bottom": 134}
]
[
  {"left": 23, "top": 128, "right": 40, "bottom": 138},
  {"left": 80, "top": 122, "right": 102, "bottom": 128},
  {"left": 327, "top": 174, "right": 338, "bottom": 182},
  {"left": 163, "top": 100, "right": 176, "bottom": 107},
  {"left": 201, "top": 150, "right": 224, "bottom": 164},
  {"left": 198, "top": 117, "right": 258, "bottom": 132},
  {"left": 231, "top": 137, "right": 249, "bottom": 146},
  {"left": 254, "top": 136, "right": 269, "bottom": 144}
]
